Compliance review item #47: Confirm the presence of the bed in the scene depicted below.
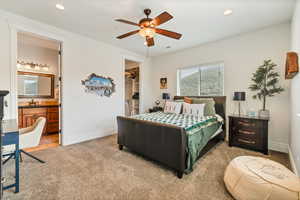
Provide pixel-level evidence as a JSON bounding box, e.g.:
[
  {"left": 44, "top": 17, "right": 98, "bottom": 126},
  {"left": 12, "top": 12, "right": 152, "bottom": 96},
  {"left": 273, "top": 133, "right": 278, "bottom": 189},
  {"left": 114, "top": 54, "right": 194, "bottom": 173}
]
[{"left": 117, "top": 96, "right": 226, "bottom": 178}]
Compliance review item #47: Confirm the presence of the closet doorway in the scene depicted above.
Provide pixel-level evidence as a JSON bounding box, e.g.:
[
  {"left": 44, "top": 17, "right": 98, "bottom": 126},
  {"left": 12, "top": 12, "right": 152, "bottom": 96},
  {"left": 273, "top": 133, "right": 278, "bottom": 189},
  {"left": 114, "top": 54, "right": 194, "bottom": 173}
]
[
  {"left": 125, "top": 59, "right": 140, "bottom": 116},
  {"left": 16, "top": 32, "right": 62, "bottom": 152}
]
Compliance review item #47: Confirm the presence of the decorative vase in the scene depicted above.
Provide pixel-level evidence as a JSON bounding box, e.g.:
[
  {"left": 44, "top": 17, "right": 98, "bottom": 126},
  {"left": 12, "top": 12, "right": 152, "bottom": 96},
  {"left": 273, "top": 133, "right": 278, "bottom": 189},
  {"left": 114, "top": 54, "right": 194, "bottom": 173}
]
[{"left": 259, "top": 109, "right": 270, "bottom": 118}]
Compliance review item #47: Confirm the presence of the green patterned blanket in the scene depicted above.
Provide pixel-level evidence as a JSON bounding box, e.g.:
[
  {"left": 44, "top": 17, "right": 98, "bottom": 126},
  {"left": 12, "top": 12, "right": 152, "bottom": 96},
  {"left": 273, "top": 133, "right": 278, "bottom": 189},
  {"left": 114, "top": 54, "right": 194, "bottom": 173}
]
[{"left": 131, "top": 112, "right": 222, "bottom": 173}]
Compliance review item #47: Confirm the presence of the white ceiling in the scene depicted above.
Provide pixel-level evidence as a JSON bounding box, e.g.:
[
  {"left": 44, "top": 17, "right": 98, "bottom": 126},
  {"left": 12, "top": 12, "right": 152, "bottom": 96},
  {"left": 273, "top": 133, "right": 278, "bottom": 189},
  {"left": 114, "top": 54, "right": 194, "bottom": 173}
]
[{"left": 0, "top": 0, "right": 295, "bottom": 57}]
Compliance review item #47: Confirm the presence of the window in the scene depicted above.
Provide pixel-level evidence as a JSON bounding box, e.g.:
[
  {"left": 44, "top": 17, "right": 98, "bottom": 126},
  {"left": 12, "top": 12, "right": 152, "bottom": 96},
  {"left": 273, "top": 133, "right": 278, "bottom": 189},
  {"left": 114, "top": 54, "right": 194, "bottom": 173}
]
[
  {"left": 24, "top": 76, "right": 38, "bottom": 96},
  {"left": 177, "top": 62, "right": 224, "bottom": 96}
]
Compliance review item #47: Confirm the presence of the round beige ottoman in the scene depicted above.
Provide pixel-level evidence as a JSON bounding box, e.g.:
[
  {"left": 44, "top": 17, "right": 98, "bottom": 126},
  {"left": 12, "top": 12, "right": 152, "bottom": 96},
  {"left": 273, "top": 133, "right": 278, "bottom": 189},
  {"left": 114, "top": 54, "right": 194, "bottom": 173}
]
[{"left": 224, "top": 156, "right": 300, "bottom": 200}]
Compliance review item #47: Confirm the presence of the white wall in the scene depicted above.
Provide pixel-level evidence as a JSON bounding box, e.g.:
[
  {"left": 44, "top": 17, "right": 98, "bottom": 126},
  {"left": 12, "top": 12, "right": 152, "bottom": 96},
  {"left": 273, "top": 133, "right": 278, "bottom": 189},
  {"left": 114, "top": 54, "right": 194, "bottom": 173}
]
[
  {"left": 18, "top": 43, "right": 59, "bottom": 76},
  {"left": 151, "top": 23, "right": 291, "bottom": 152},
  {"left": 17, "top": 41, "right": 60, "bottom": 102},
  {"left": 0, "top": 10, "right": 149, "bottom": 146},
  {"left": 0, "top": 18, "right": 12, "bottom": 119},
  {"left": 290, "top": 0, "right": 300, "bottom": 174}
]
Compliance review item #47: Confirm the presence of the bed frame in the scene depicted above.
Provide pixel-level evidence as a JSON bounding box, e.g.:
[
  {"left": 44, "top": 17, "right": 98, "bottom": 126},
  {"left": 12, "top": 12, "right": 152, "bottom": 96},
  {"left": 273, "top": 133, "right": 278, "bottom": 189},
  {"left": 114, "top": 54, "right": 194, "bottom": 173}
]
[{"left": 117, "top": 96, "right": 226, "bottom": 178}]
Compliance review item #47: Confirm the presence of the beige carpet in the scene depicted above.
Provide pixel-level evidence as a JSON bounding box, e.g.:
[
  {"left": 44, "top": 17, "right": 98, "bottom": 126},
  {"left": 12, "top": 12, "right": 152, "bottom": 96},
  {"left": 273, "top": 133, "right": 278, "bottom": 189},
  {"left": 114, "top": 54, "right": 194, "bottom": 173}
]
[{"left": 3, "top": 135, "right": 290, "bottom": 200}]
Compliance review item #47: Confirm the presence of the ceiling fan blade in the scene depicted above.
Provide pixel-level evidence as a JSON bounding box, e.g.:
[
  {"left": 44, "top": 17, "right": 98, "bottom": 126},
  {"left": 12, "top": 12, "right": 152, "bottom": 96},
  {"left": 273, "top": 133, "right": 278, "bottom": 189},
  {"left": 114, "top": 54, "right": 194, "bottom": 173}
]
[
  {"left": 116, "top": 30, "right": 140, "bottom": 39},
  {"left": 146, "top": 37, "right": 154, "bottom": 47},
  {"left": 115, "top": 19, "right": 139, "bottom": 26},
  {"left": 155, "top": 28, "right": 182, "bottom": 40},
  {"left": 152, "top": 12, "right": 173, "bottom": 26}
]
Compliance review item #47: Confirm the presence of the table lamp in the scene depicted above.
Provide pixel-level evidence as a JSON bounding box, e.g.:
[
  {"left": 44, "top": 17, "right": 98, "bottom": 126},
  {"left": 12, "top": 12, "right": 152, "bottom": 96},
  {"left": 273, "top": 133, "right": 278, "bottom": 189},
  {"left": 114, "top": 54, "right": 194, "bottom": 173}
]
[
  {"left": 162, "top": 93, "right": 170, "bottom": 107},
  {"left": 162, "top": 93, "right": 170, "bottom": 101},
  {"left": 233, "top": 92, "right": 246, "bottom": 116}
]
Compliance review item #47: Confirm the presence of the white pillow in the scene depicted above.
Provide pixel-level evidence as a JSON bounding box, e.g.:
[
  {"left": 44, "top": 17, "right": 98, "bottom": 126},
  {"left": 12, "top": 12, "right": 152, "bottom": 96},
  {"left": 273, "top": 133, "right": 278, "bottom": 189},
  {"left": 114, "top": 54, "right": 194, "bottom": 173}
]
[
  {"left": 164, "top": 101, "right": 182, "bottom": 114},
  {"left": 182, "top": 102, "right": 192, "bottom": 115},
  {"left": 183, "top": 102, "right": 205, "bottom": 117}
]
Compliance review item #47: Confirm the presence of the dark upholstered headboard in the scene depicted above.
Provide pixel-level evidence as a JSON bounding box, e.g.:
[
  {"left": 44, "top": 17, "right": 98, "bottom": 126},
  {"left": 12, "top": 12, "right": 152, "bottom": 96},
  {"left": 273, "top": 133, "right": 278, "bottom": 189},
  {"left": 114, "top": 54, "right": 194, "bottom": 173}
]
[{"left": 173, "top": 96, "right": 227, "bottom": 131}]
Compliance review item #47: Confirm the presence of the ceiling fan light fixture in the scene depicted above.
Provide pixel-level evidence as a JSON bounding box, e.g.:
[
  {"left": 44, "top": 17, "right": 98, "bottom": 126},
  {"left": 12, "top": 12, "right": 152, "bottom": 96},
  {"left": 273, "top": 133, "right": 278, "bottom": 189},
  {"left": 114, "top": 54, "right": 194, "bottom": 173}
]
[{"left": 139, "top": 28, "right": 155, "bottom": 38}]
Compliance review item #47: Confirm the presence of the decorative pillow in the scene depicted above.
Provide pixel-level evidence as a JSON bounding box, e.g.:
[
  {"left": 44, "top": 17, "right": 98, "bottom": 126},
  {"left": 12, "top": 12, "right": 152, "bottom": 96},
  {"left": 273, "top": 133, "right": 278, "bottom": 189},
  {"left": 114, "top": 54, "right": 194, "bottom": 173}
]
[
  {"left": 191, "top": 104, "right": 205, "bottom": 117},
  {"left": 164, "top": 101, "right": 182, "bottom": 114},
  {"left": 191, "top": 98, "right": 216, "bottom": 116},
  {"left": 184, "top": 97, "right": 193, "bottom": 104},
  {"left": 182, "top": 102, "right": 205, "bottom": 117},
  {"left": 182, "top": 102, "right": 192, "bottom": 115}
]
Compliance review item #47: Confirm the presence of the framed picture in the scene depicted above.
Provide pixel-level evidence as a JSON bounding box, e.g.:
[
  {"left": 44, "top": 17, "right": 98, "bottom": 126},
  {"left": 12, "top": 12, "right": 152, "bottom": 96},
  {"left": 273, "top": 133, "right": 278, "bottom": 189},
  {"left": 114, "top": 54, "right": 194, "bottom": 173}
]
[{"left": 160, "top": 78, "right": 167, "bottom": 89}]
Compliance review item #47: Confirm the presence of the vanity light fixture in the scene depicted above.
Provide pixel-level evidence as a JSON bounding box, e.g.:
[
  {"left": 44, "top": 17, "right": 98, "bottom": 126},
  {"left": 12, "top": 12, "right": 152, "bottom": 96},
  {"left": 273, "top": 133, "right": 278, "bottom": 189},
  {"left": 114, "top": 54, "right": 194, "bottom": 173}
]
[{"left": 17, "top": 61, "right": 50, "bottom": 72}]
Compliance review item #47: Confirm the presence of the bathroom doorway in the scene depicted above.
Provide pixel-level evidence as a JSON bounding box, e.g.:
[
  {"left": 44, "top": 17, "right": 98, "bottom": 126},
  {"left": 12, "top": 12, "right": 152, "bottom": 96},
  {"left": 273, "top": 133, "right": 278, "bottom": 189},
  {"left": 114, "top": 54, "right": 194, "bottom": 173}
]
[
  {"left": 16, "top": 32, "right": 62, "bottom": 151},
  {"left": 125, "top": 59, "right": 140, "bottom": 116}
]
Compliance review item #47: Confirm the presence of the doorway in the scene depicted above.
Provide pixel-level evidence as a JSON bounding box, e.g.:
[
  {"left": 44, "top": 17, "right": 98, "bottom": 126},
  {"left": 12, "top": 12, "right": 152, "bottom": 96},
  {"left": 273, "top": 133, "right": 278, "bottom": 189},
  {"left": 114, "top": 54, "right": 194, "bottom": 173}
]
[
  {"left": 16, "top": 32, "right": 62, "bottom": 152},
  {"left": 125, "top": 59, "right": 140, "bottom": 116}
]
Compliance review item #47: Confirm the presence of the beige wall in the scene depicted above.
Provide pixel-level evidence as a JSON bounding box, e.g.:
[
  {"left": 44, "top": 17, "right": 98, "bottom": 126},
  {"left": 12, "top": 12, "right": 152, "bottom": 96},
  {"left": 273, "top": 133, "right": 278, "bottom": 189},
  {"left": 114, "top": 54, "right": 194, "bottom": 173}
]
[
  {"left": 290, "top": 0, "right": 300, "bottom": 174},
  {"left": 150, "top": 23, "right": 291, "bottom": 152}
]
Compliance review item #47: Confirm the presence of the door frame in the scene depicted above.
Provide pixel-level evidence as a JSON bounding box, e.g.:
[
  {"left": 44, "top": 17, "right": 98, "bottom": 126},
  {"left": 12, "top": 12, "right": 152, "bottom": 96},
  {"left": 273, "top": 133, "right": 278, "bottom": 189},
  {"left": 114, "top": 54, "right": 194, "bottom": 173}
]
[
  {"left": 122, "top": 55, "right": 144, "bottom": 116},
  {"left": 9, "top": 24, "right": 65, "bottom": 145}
]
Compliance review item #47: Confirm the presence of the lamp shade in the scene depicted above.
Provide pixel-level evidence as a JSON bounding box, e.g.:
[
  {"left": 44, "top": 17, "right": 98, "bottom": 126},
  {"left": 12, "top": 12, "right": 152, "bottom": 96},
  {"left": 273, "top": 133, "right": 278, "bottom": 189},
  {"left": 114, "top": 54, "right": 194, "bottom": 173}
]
[
  {"left": 233, "top": 92, "right": 246, "bottom": 101},
  {"left": 162, "top": 93, "right": 170, "bottom": 100}
]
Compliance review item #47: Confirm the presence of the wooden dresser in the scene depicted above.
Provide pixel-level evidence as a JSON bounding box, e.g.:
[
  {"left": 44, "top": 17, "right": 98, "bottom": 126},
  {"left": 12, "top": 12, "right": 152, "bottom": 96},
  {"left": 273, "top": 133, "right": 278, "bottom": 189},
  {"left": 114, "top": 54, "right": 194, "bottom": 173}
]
[
  {"left": 228, "top": 115, "right": 269, "bottom": 155},
  {"left": 18, "top": 105, "right": 59, "bottom": 135}
]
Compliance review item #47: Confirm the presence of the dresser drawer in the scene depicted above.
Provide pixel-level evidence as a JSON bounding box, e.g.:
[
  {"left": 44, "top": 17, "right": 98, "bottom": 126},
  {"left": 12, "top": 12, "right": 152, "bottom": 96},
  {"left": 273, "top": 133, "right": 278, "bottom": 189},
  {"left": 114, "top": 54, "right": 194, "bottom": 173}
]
[
  {"left": 233, "top": 127, "right": 263, "bottom": 140},
  {"left": 234, "top": 118, "right": 263, "bottom": 130},
  {"left": 48, "top": 107, "right": 59, "bottom": 113},
  {"left": 233, "top": 137, "right": 259, "bottom": 149},
  {"left": 22, "top": 107, "right": 47, "bottom": 115},
  {"left": 232, "top": 132, "right": 262, "bottom": 149}
]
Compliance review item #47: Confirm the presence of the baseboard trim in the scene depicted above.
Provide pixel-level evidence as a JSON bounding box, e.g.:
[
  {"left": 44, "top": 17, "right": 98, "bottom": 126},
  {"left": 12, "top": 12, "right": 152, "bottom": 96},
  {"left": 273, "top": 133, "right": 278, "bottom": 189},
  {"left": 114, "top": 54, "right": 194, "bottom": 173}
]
[
  {"left": 269, "top": 141, "right": 288, "bottom": 153},
  {"left": 288, "top": 146, "right": 299, "bottom": 176},
  {"left": 62, "top": 130, "right": 115, "bottom": 146}
]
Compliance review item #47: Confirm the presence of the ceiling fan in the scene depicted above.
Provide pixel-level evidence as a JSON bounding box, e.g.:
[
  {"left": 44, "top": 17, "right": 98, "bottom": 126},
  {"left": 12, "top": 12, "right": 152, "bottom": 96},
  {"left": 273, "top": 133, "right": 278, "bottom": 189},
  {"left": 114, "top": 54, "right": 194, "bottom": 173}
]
[{"left": 115, "top": 9, "right": 182, "bottom": 47}]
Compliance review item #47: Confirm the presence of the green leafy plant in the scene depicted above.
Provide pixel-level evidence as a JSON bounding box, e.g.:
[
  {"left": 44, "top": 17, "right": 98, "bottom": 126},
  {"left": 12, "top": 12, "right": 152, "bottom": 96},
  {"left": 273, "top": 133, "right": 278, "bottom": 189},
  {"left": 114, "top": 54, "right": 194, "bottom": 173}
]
[{"left": 249, "top": 60, "right": 284, "bottom": 111}]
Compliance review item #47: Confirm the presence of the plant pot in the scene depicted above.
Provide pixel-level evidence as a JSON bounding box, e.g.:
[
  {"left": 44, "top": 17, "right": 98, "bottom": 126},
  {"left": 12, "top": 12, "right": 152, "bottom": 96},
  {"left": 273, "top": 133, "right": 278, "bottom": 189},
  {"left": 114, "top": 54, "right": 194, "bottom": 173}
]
[{"left": 259, "top": 109, "right": 270, "bottom": 118}]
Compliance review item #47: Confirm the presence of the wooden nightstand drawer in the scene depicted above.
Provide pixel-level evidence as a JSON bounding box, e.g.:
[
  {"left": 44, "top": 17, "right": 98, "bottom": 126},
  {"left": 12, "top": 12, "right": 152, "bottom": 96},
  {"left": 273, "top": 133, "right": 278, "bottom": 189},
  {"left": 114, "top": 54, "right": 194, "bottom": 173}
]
[
  {"left": 234, "top": 119, "right": 263, "bottom": 130},
  {"left": 232, "top": 133, "right": 262, "bottom": 149},
  {"left": 234, "top": 137, "right": 257, "bottom": 147},
  {"left": 232, "top": 127, "right": 262, "bottom": 139},
  {"left": 229, "top": 115, "right": 269, "bottom": 155}
]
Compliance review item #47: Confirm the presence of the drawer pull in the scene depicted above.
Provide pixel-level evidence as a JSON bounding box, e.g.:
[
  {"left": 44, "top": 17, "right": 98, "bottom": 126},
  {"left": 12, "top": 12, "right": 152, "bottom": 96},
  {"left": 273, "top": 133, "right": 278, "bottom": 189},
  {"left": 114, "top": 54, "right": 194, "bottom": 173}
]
[
  {"left": 238, "top": 138, "right": 255, "bottom": 144},
  {"left": 238, "top": 130, "right": 255, "bottom": 135},
  {"left": 238, "top": 121, "right": 255, "bottom": 127}
]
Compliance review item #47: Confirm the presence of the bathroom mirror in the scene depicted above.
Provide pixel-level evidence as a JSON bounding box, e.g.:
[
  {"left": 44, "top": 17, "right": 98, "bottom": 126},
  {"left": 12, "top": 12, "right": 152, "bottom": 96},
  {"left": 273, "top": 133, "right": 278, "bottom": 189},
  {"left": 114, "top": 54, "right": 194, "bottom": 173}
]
[{"left": 17, "top": 71, "right": 54, "bottom": 98}]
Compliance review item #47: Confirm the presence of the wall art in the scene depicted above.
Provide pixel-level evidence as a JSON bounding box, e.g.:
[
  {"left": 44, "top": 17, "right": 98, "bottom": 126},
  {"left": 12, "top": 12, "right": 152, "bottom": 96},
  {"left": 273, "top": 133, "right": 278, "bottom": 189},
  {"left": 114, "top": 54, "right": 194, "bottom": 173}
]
[
  {"left": 81, "top": 73, "right": 115, "bottom": 97},
  {"left": 160, "top": 77, "right": 167, "bottom": 89}
]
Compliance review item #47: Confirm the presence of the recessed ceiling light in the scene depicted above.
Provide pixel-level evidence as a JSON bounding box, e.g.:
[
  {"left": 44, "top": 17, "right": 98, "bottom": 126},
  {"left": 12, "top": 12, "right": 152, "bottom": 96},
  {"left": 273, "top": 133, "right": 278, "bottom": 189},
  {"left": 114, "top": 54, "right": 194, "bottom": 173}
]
[
  {"left": 56, "top": 4, "right": 65, "bottom": 10},
  {"left": 224, "top": 9, "right": 233, "bottom": 16}
]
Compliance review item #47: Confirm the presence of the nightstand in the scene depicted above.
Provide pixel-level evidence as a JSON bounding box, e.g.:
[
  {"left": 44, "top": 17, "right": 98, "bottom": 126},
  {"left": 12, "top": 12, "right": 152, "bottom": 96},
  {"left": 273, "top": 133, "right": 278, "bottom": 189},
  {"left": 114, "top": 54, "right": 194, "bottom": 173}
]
[
  {"left": 228, "top": 115, "right": 269, "bottom": 155},
  {"left": 149, "top": 106, "right": 163, "bottom": 113}
]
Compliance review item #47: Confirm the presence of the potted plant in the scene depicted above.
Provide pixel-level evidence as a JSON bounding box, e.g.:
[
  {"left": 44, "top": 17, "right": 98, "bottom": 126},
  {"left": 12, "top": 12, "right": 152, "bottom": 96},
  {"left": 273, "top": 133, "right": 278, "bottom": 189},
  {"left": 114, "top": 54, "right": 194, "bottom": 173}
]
[{"left": 249, "top": 60, "right": 284, "bottom": 118}]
